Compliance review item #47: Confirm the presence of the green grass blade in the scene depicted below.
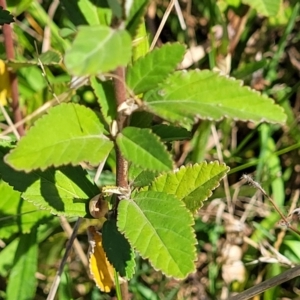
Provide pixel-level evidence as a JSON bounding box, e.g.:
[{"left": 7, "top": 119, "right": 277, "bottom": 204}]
[{"left": 6, "top": 229, "right": 38, "bottom": 300}]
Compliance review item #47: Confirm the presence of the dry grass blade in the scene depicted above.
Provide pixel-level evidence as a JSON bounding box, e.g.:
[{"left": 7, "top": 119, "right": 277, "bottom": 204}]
[
  {"left": 46, "top": 218, "right": 82, "bottom": 300},
  {"left": 150, "top": 0, "right": 176, "bottom": 51},
  {"left": 229, "top": 265, "right": 300, "bottom": 300},
  {"left": 241, "top": 175, "right": 300, "bottom": 236}
]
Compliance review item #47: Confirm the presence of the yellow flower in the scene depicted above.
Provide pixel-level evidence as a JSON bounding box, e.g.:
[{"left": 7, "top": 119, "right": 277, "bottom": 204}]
[{"left": 0, "top": 60, "right": 11, "bottom": 105}]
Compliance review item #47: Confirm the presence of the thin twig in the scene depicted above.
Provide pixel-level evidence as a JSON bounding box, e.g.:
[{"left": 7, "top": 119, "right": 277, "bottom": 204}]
[
  {"left": 274, "top": 189, "right": 300, "bottom": 250},
  {"left": 229, "top": 7, "right": 250, "bottom": 54},
  {"left": 94, "top": 154, "right": 109, "bottom": 184},
  {"left": 35, "top": 42, "right": 60, "bottom": 103},
  {"left": 211, "top": 124, "right": 233, "bottom": 215},
  {"left": 174, "top": 0, "right": 186, "bottom": 30},
  {"left": 241, "top": 175, "right": 300, "bottom": 236},
  {"left": 59, "top": 216, "right": 88, "bottom": 268},
  {"left": 46, "top": 218, "right": 82, "bottom": 300},
  {"left": 0, "top": 91, "right": 72, "bottom": 137},
  {"left": 150, "top": 0, "right": 176, "bottom": 51},
  {"left": 240, "top": 191, "right": 260, "bottom": 224},
  {"left": 229, "top": 264, "right": 300, "bottom": 300},
  {"left": 42, "top": 0, "right": 59, "bottom": 52},
  {"left": 0, "top": 104, "right": 20, "bottom": 140},
  {"left": 15, "top": 19, "right": 43, "bottom": 40}
]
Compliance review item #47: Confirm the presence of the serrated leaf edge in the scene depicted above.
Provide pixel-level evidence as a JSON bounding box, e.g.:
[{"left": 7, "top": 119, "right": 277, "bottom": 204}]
[
  {"left": 127, "top": 42, "right": 186, "bottom": 93},
  {"left": 117, "top": 192, "right": 197, "bottom": 279},
  {"left": 102, "top": 220, "right": 136, "bottom": 280},
  {"left": 4, "top": 103, "right": 112, "bottom": 173},
  {"left": 118, "top": 127, "right": 174, "bottom": 172},
  {"left": 7, "top": 49, "right": 63, "bottom": 67},
  {"left": 149, "top": 161, "right": 230, "bottom": 211},
  {"left": 145, "top": 69, "right": 287, "bottom": 125}
]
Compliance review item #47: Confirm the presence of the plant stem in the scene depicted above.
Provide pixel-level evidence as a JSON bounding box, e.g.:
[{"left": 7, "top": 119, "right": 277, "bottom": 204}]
[
  {"left": 113, "top": 66, "right": 129, "bottom": 300},
  {"left": 0, "top": 0, "right": 25, "bottom": 136},
  {"left": 114, "top": 66, "right": 129, "bottom": 200}
]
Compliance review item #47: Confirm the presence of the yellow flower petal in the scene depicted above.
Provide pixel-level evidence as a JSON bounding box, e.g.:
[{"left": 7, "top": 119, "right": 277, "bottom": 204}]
[
  {"left": 0, "top": 59, "right": 11, "bottom": 105},
  {"left": 87, "top": 226, "right": 115, "bottom": 292}
]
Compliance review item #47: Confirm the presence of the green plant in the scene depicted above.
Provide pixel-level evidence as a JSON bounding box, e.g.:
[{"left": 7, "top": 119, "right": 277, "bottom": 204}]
[{"left": 1, "top": 0, "right": 298, "bottom": 299}]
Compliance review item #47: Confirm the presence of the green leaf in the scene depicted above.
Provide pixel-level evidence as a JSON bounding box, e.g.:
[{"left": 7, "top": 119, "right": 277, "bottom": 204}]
[
  {"left": 128, "top": 164, "right": 157, "bottom": 188},
  {"left": 130, "top": 111, "right": 153, "bottom": 128},
  {"left": 284, "top": 240, "right": 300, "bottom": 262},
  {"left": 148, "top": 162, "right": 229, "bottom": 213},
  {"left": 7, "top": 50, "right": 62, "bottom": 69},
  {"left": 0, "top": 7, "right": 14, "bottom": 25},
  {"left": 0, "top": 146, "right": 99, "bottom": 217},
  {"left": 59, "top": 1, "right": 88, "bottom": 25},
  {"left": 64, "top": 25, "right": 132, "bottom": 76},
  {"left": 131, "top": 21, "right": 149, "bottom": 62},
  {"left": 0, "top": 180, "right": 52, "bottom": 239},
  {"left": 232, "top": 59, "right": 269, "bottom": 80},
  {"left": 107, "top": 0, "right": 122, "bottom": 18},
  {"left": 0, "top": 239, "right": 18, "bottom": 277},
  {"left": 116, "top": 127, "right": 173, "bottom": 172},
  {"left": 102, "top": 220, "right": 136, "bottom": 279},
  {"left": 21, "top": 166, "right": 98, "bottom": 217},
  {"left": 60, "top": 0, "right": 112, "bottom": 26},
  {"left": 7, "top": 0, "right": 33, "bottom": 16},
  {"left": 91, "top": 76, "right": 116, "bottom": 125},
  {"left": 152, "top": 124, "right": 191, "bottom": 142},
  {"left": 126, "top": 43, "right": 186, "bottom": 94},
  {"left": 5, "top": 103, "right": 113, "bottom": 172},
  {"left": 117, "top": 191, "right": 196, "bottom": 279},
  {"left": 191, "top": 120, "right": 211, "bottom": 163},
  {"left": 59, "top": 265, "right": 74, "bottom": 300},
  {"left": 143, "top": 70, "right": 287, "bottom": 129},
  {"left": 242, "top": 0, "right": 280, "bottom": 16},
  {"left": 126, "top": 0, "right": 149, "bottom": 37},
  {"left": 6, "top": 229, "right": 38, "bottom": 300}
]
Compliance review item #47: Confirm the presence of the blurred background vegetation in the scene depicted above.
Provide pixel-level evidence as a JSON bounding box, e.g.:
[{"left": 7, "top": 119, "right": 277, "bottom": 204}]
[{"left": 1, "top": 0, "right": 300, "bottom": 299}]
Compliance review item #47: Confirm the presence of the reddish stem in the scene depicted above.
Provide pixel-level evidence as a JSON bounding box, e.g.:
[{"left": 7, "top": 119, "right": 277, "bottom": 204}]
[
  {"left": 113, "top": 66, "right": 129, "bottom": 203},
  {"left": 113, "top": 68, "right": 129, "bottom": 300},
  {"left": 1, "top": 0, "right": 25, "bottom": 136}
]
